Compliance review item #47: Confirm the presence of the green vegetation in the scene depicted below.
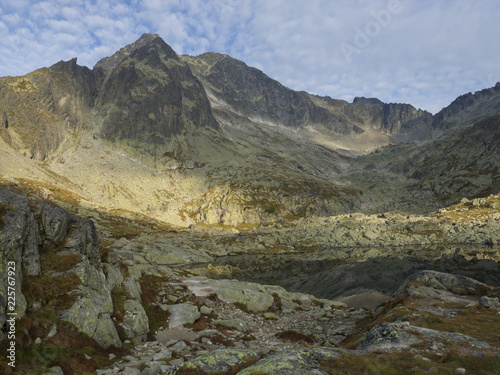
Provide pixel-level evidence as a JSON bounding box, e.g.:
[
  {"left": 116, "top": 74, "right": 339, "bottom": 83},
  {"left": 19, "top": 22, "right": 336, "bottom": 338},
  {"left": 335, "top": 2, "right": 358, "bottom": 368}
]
[
  {"left": 319, "top": 351, "right": 500, "bottom": 375},
  {"left": 139, "top": 275, "right": 171, "bottom": 339}
]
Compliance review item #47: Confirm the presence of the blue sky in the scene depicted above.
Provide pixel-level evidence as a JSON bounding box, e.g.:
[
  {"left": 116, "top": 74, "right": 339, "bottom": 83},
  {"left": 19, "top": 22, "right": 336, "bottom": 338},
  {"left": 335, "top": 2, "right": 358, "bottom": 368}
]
[{"left": 1, "top": 0, "right": 499, "bottom": 114}]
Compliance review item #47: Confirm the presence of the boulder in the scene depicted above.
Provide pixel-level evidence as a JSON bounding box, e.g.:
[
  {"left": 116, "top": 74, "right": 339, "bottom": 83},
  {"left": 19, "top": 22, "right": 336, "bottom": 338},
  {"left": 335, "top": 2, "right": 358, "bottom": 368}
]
[
  {"left": 358, "top": 322, "right": 421, "bottom": 351},
  {"left": 120, "top": 299, "right": 149, "bottom": 344},
  {"left": 479, "top": 296, "right": 500, "bottom": 310},
  {"left": 396, "top": 270, "right": 491, "bottom": 296},
  {"left": 211, "top": 319, "right": 249, "bottom": 332},
  {"left": 237, "top": 348, "right": 341, "bottom": 375},
  {"left": 174, "top": 349, "right": 265, "bottom": 374},
  {"left": 60, "top": 258, "right": 121, "bottom": 348},
  {"left": 167, "top": 303, "right": 200, "bottom": 328}
]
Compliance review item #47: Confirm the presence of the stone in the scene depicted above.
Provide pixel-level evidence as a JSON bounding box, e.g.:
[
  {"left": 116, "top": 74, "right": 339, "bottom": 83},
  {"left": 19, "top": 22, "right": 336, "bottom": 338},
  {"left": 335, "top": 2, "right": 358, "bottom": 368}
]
[
  {"left": 454, "top": 368, "right": 466, "bottom": 374},
  {"left": 237, "top": 348, "right": 340, "bottom": 375},
  {"left": 212, "top": 319, "right": 249, "bottom": 332},
  {"left": 174, "top": 349, "right": 264, "bottom": 374},
  {"left": 167, "top": 303, "right": 200, "bottom": 328},
  {"left": 200, "top": 305, "right": 212, "bottom": 315},
  {"left": 120, "top": 299, "right": 149, "bottom": 344},
  {"left": 264, "top": 312, "right": 278, "bottom": 320},
  {"left": 122, "top": 368, "right": 141, "bottom": 375},
  {"left": 148, "top": 363, "right": 162, "bottom": 375},
  {"left": 47, "top": 325, "right": 57, "bottom": 338},
  {"left": 171, "top": 340, "right": 189, "bottom": 353},
  {"left": 152, "top": 350, "right": 172, "bottom": 361},
  {"left": 358, "top": 322, "right": 421, "bottom": 351},
  {"left": 169, "top": 358, "right": 184, "bottom": 367},
  {"left": 196, "top": 329, "right": 226, "bottom": 340},
  {"left": 45, "top": 367, "right": 64, "bottom": 375},
  {"left": 123, "top": 277, "right": 142, "bottom": 300},
  {"left": 478, "top": 296, "right": 500, "bottom": 309}
]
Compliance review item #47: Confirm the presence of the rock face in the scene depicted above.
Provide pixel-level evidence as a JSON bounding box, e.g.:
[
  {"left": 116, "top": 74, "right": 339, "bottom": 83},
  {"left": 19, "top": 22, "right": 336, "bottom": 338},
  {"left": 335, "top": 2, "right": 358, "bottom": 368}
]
[
  {"left": 0, "top": 61, "right": 95, "bottom": 160},
  {"left": 431, "top": 82, "right": 500, "bottom": 131},
  {"left": 0, "top": 33, "right": 218, "bottom": 165},
  {"left": 182, "top": 52, "right": 431, "bottom": 136},
  {"left": 0, "top": 188, "right": 124, "bottom": 347},
  {"left": 349, "top": 96, "right": 432, "bottom": 134},
  {"left": 397, "top": 115, "right": 500, "bottom": 203},
  {"left": 94, "top": 34, "right": 218, "bottom": 162}
]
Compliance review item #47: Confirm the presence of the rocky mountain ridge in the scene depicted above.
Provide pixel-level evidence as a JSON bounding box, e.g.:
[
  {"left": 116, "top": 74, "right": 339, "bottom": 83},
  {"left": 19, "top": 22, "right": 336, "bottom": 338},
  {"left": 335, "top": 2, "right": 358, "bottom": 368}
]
[{"left": 1, "top": 33, "right": 499, "bottom": 227}]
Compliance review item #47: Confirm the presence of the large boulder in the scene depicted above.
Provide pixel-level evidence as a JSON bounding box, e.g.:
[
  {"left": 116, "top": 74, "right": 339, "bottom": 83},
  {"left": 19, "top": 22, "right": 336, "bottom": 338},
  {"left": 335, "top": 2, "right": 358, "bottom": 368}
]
[
  {"left": 236, "top": 348, "right": 341, "bottom": 375},
  {"left": 167, "top": 303, "right": 200, "bottom": 328},
  {"left": 120, "top": 299, "right": 149, "bottom": 344},
  {"left": 59, "top": 258, "right": 121, "bottom": 348},
  {"left": 396, "top": 269, "right": 492, "bottom": 296}
]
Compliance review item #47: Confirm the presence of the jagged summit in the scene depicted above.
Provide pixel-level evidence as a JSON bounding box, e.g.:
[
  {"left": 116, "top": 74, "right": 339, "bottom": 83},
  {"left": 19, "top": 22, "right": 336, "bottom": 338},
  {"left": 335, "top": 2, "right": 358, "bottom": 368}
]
[{"left": 93, "top": 33, "right": 170, "bottom": 73}]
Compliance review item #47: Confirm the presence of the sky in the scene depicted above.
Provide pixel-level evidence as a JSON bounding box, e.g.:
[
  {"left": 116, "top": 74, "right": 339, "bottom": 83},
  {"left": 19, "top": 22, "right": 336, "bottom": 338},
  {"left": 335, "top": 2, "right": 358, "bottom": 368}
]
[{"left": 0, "top": 0, "right": 499, "bottom": 114}]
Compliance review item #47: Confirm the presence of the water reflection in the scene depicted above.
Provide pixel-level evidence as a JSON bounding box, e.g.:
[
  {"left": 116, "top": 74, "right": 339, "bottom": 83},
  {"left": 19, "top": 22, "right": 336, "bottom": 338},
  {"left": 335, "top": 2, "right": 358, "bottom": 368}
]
[{"left": 197, "top": 244, "right": 500, "bottom": 306}]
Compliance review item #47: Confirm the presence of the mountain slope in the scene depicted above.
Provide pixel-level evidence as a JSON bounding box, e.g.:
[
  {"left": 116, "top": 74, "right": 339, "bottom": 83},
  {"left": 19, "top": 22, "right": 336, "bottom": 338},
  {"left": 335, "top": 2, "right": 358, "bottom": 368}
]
[
  {"left": 182, "top": 52, "right": 432, "bottom": 143},
  {"left": 0, "top": 34, "right": 499, "bottom": 227}
]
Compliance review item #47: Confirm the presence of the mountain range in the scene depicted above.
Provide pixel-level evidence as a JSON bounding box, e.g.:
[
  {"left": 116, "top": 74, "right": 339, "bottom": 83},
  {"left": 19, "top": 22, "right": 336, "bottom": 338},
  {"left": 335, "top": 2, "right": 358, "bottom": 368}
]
[
  {"left": 1, "top": 33, "right": 500, "bottom": 375},
  {"left": 1, "top": 33, "right": 499, "bottom": 227}
]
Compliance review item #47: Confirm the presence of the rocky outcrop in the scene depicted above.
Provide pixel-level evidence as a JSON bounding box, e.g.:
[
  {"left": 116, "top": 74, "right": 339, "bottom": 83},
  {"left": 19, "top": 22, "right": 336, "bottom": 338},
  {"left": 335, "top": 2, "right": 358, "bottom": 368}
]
[
  {"left": 349, "top": 96, "right": 432, "bottom": 134},
  {"left": 0, "top": 188, "right": 126, "bottom": 348},
  {"left": 59, "top": 258, "right": 121, "bottom": 348},
  {"left": 0, "top": 63, "right": 93, "bottom": 160},
  {"left": 431, "top": 82, "right": 500, "bottom": 131},
  {"left": 356, "top": 269, "right": 500, "bottom": 358},
  {"left": 0, "top": 189, "right": 35, "bottom": 337},
  {"left": 397, "top": 115, "right": 500, "bottom": 204}
]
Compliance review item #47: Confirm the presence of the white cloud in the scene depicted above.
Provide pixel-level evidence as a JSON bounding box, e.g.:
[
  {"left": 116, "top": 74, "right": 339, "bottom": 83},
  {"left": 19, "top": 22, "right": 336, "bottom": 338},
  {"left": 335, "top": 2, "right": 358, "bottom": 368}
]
[{"left": 0, "top": 0, "right": 499, "bottom": 113}]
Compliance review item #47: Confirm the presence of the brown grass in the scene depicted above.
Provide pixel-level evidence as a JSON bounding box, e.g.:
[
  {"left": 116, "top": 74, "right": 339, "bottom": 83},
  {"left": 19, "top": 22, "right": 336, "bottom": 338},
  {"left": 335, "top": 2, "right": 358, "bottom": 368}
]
[
  {"left": 0, "top": 202, "right": 15, "bottom": 229},
  {"left": 0, "top": 320, "right": 131, "bottom": 375},
  {"left": 320, "top": 350, "right": 500, "bottom": 375},
  {"left": 100, "top": 247, "right": 111, "bottom": 263},
  {"left": 117, "top": 259, "right": 130, "bottom": 277},
  {"left": 185, "top": 315, "right": 208, "bottom": 331},
  {"left": 271, "top": 292, "right": 282, "bottom": 311},
  {"left": 275, "top": 330, "right": 315, "bottom": 345}
]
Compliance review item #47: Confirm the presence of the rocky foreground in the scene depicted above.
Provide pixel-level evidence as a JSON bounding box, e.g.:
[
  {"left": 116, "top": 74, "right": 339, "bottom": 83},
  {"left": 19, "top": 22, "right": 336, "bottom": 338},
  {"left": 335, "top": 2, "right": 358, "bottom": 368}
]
[{"left": 1, "top": 186, "right": 500, "bottom": 374}]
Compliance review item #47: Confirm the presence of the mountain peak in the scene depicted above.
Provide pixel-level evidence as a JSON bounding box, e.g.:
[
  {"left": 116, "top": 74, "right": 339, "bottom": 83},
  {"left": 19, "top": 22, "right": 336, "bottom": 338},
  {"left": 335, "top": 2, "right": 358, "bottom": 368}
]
[{"left": 93, "top": 33, "right": 175, "bottom": 74}]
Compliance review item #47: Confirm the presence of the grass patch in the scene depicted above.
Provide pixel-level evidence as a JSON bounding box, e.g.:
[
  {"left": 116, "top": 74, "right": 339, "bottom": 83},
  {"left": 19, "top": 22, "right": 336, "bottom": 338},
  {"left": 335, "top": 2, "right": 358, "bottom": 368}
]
[
  {"left": 275, "top": 330, "right": 315, "bottom": 345},
  {"left": 416, "top": 307, "right": 500, "bottom": 347},
  {"left": 22, "top": 271, "right": 81, "bottom": 339},
  {"left": 0, "top": 318, "right": 131, "bottom": 375},
  {"left": 139, "top": 275, "right": 171, "bottom": 339},
  {"left": 0, "top": 202, "right": 15, "bottom": 229},
  {"left": 319, "top": 351, "right": 500, "bottom": 375}
]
